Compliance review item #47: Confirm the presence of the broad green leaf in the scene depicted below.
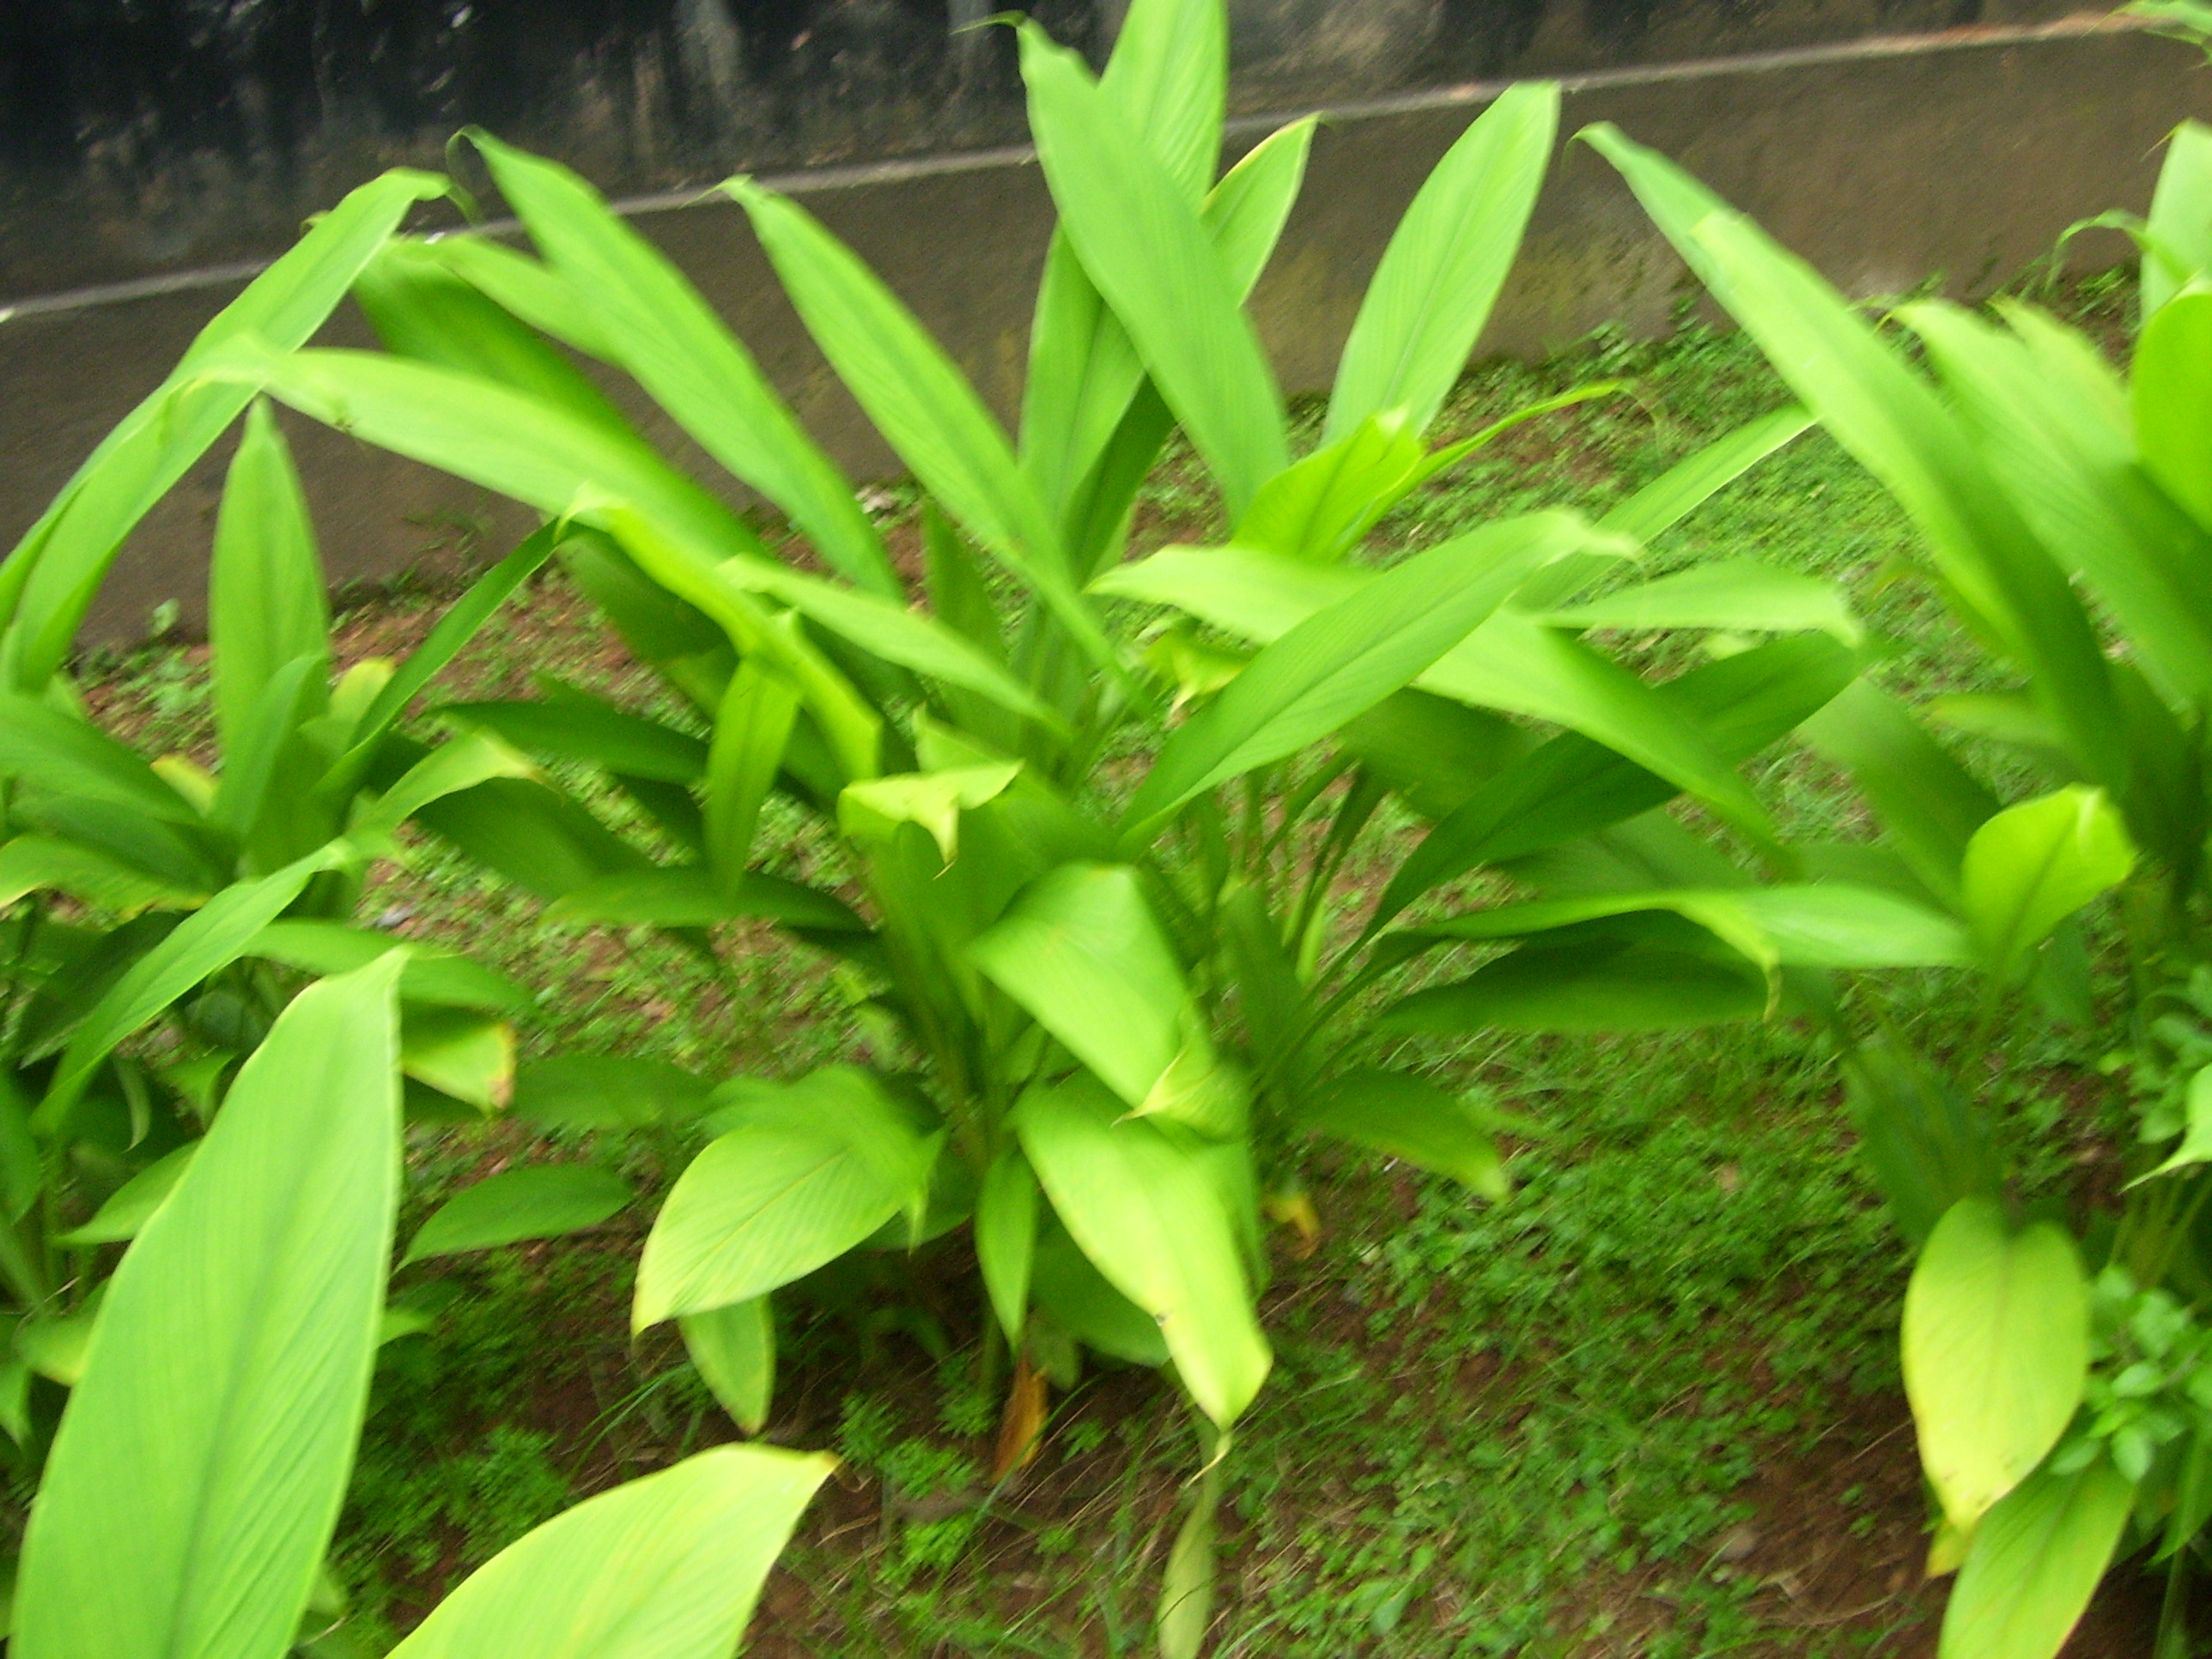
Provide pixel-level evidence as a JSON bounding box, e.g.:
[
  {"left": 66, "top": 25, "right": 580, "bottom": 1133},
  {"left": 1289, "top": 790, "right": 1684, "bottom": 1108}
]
[
  {"left": 1157, "top": 1473, "right": 1220, "bottom": 1659},
  {"left": 356, "top": 238, "right": 636, "bottom": 438},
  {"left": 0, "top": 695, "right": 202, "bottom": 823},
  {"left": 39, "top": 844, "right": 349, "bottom": 1130},
  {"left": 1096, "top": 547, "right": 1773, "bottom": 836},
  {"left": 705, "top": 657, "right": 801, "bottom": 892},
  {"left": 1539, "top": 560, "right": 1860, "bottom": 644},
  {"left": 1901, "top": 298, "right": 2212, "bottom": 713},
  {"left": 1903, "top": 1197, "right": 2089, "bottom": 1530},
  {"left": 1031, "top": 1221, "right": 1171, "bottom": 1365},
  {"left": 1328, "top": 82, "right": 1559, "bottom": 441},
  {"left": 1939, "top": 1460, "right": 2133, "bottom": 1659},
  {"left": 13, "top": 956, "right": 402, "bottom": 1659},
  {"left": 383, "top": 1444, "right": 832, "bottom": 1659},
  {"left": 1126, "top": 513, "right": 1605, "bottom": 827},
  {"left": 1, "top": 168, "right": 447, "bottom": 690},
  {"left": 246, "top": 920, "right": 532, "bottom": 1013},
  {"left": 410, "top": 234, "right": 617, "bottom": 359},
  {"left": 681, "top": 1299, "right": 776, "bottom": 1435},
  {"left": 210, "top": 401, "right": 328, "bottom": 758},
  {"left": 471, "top": 135, "right": 900, "bottom": 597},
  {"left": 514, "top": 1054, "right": 713, "bottom": 1133},
  {"left": 1801, "top": 679, "right": 1996, "bottom": 905},
  {"left": 723, "top": 183, "right": 1127, "bottom": 694},
  {"left": 354, "top": 730, "right": 540, "bottom": 842},
  {"left": 1233, "top": 412, "right": 1427, "bottom": 562},
  {"left": 414, "top": 776, "right": 649, "bottom": 902},
  {"left": 544, "top": 865, "right": 864, "bottom": 933},
  {"left": 1594, "top": 404, "right": 1814, "bottom": 544},
  {"left": 1298, "top": 1069, "right": 1508, "bottom": 1198},
  {"left": 1017, "top": 22, "right": 1289, "bottom": 519},
  {"left": 1380, "top": 938, "right": 1766, "bottom": 1034},
  {"left": 1960, "top": 786, "right": 2136, "bottom": 983},
  {"left": 840, "top": 763, "right": 1024, "bottom": 862},
  {"left": 635, "top": 1068, "right": 934, "bottom": 1326},
  {"left": 1371, "top": 634, "right": 1854, "bottom": 928},
  {"left": 2135, "top": 289, "right": 2212, "bottom": 535},
  {"left": 1843, "top": 1037, "right": 1998, "bottom": 1248},
  {"left": 1201, "top": 117, "right": 1316, "bottom": 296},
  {"left": 1583, "top": 125, "right": 2121, "bottom": 768},
  {"left": 1407, "top": 882, "right": 1972, "bottom": 978},
  {"left": 400, "top": 1007, "right": 514, "bottom": 1113},
  {"left": 16, "top": 1295, "right": 105, "bottom": 1388},
  {"left": 0, "top": 833, "right": 204, "bottom": 912},
  {"left": 403, "top": 1165, "right": 632, "bottom": 1264},
  {"left": 2145, "top": 119, "right": 2212, "bottom": 318},
  {"left": 1017, "top": 0, "right": 1232, "bottom": 520},
  {"left": 968, "top": 863, "right": 1189, "bottom": 1109},
  {"left": 441, "top": 696, "right": 708, "bottom": 783},
  {"left": 1013, "top": 1077, "right": 1270, "bottom": 1425},
  {"left": 328, "top": 526, "right": 560, "bottom": 791},
  {"left": 976, "top": 1149, "right": 1040, "bottom": 1346},
  {"left": 52, "top": 1144, "right": 198, "bottom": 1248}
]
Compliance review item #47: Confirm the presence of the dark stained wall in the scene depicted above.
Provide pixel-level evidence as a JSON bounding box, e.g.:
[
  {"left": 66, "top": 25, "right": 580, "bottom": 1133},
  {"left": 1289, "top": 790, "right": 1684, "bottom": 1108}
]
[{"left": 2, "top": 0, "right": 2083, "bottom": 301}]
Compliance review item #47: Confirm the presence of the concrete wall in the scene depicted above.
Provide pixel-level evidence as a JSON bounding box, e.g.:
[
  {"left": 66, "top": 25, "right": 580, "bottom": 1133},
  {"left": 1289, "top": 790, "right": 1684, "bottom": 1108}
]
[{"left": 2, "top": 9, "right": 2205, "bottom": 641}]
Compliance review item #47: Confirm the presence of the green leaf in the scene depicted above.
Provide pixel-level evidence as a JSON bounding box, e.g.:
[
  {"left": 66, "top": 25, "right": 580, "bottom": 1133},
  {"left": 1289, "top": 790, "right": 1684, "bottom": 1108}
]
[
  {"left": 441, "top": 696, "right": 708, "bottom": 784},
  {"left": 353, "top": 730, "right": 540, "bottom": 842},
  {"left": 470, "top": 135, "right": 900, "bottom": 597},
  {"left": 513, "top": 1055, "right": 713, "bottom": 1133},
  {"left": 1125, "top": 513, "right": 1606, "bottom": 827},
  {"left": 2136, "top": 289, "right": 2212, "bottom": 536},
  {"left": 1013, "top": 1077, "right": 1270, "bottom": 1426},
  {"left": 634, "top": 1068, "right": 936, "bottom": 1327},
  {"left": 1939, "top": 1460, "right": 2133, "bottom": 1659},
  {"left": 401, "top": 1007, "right": 514, "bottom": 1114},
  {"left": 544, "top": 865, "right": 864, "bottom": 933},
  {"left": 13, "top": 955, "right": 403, "bottom": 1659},
  {"left": 0, "top": 834, "right": 204, "bottom": 912},
  {"left": 382, "top": 1444, "right": 832, "bottom": 1659},
  {"left": 1017, "top": 21, "right": 1289, "bottom": 518},
  {"left": 403, "top": 1165, "right": 632, "bottom": 1265},
  {"left": 1233, "top": 412, "right": 1428, "bottom": 562},
  {"left": 1960, "top": 786, "right": 2136, "bottom": 983},
  {"left": 1407, "top": 882, "right": 1972, "bottom": 975},
  {"left": 1800, "top": 680, "right": 1996, "bottom": 906},
  {"left": 0, "top": 694, "right": 203, "bottom": 823},
  {"left": 1539, "top": 560, "right": 1860, "bottom": 644},
  {"left": 722, "top": 183, "right": 1127, "bottom": 696},
  {"left": 1843, "top": 1037, "right": 1998, "bottom": 1248},
  {"left": 1156, "top": 1471, "right": 1220, "bottom": 1659},
  {"left": 415, "top": 776, "right": 650, "bottom": 902},
  {"left": 2145, "top": 119, "right": 2212, "bottom": 319},
  {"left": 1583, "top": 125, "right": 2120, "bottom": 769},
  {"left": 1, "top": 168, "right": 447, "bottom": 690},
  {"left": 1903, "top": 1197, "right": 2089, "bottom": 1531},
  {"left": 328, "top": 526, "right": 561, "bottom": 791},
  {"left": 210, "top": 400, "right": 329, "bottom": 759},
  {"left": 681, "top": 1299, "right": 776, "bottom": 1435},
  {"left": 1328, "top": 82, "right": 1559, "bottom": 441},
  {"left": 705, "top": 657, "right": 802, "bottom": 891},
  {"left": 968, "top": 863, "right": 1190, "bottom": 1109},
  {"left": 2131, "top": 1065, "right": 2212, "bottom": 1186},
  {"left": 1370, "top": 634, "right": 1854, "bottom": 928},
  {"left": 840, "top": 763, "right": 1024, "bottom": 863},
  {"left": 1380, "top": 936, "right": 1766, "bottom": 1035},
  {"left": 1297, "top": 1069, "right": 1508, "bottom": 1198},
  {"left": 1594, "top": 404, "right": 1814, "bottom": 544},
  {"left": 39, "top": 844, "right": 349, "bottom": 1130},
  {"left": 52, "top": 1144, "right": 198, "bottom": 1248},
  {"left": 246, "top": 920, "right": 532, "bottom": 1013},
  {"left": 976, "top": 1149, "right": 1040, "bottom": 1346}
]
